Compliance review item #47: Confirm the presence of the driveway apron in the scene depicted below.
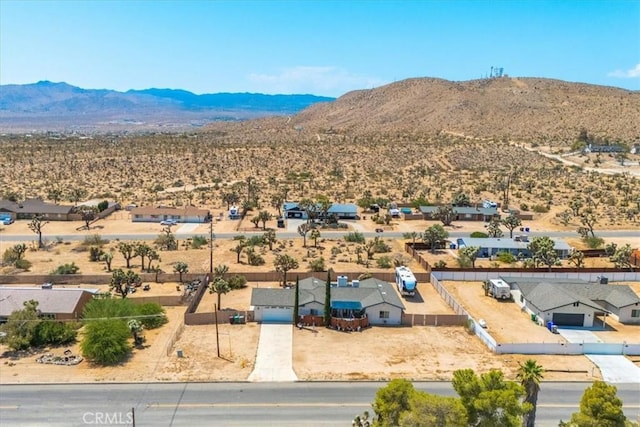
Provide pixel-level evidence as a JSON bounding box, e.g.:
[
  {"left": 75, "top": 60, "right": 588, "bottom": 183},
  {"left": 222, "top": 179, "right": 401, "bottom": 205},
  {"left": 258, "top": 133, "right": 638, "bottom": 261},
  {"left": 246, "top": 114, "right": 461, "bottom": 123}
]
[{"left": 248, "top": 324, "right": 297, "bottom": 382}]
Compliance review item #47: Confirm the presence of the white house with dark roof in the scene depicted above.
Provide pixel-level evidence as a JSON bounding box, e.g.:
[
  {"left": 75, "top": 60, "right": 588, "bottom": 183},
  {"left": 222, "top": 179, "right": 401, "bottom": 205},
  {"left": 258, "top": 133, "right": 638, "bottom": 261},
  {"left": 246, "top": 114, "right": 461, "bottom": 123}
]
[
  {"left": 130, "top": 205, "right": 211, "bottom": 223},
  {"left": 282, "top": 202, "right": 358, "bottom": 220},
  {"left": 503, "top": 277, "right": 640, "bottom": 326},
  {"left": 420, "top": 205, "right": 500, "bottom": 222},
  {"left": 456, "top": 237, "right": 572, "bottom": 259},
  {"left": 250, "top": 277, "right": 405, "bottom": 324}
]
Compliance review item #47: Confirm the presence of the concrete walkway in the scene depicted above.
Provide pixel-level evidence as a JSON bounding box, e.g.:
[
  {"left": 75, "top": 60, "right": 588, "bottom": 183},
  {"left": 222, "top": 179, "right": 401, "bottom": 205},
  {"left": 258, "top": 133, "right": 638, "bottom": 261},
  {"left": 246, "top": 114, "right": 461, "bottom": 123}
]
[{"left": 248, "top": 324, "right": 298, "bottom": 382}]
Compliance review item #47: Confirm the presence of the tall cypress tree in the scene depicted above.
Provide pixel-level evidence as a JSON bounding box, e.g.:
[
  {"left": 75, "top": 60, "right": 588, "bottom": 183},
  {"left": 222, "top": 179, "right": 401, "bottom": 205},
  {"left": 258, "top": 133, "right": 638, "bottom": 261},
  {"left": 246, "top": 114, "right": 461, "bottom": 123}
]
[
  {"left": 293, "top": 276, "right": 300, "bottom": 325},
  {"left": 324, "top": 270, "right": 331, "bottom": 326}
]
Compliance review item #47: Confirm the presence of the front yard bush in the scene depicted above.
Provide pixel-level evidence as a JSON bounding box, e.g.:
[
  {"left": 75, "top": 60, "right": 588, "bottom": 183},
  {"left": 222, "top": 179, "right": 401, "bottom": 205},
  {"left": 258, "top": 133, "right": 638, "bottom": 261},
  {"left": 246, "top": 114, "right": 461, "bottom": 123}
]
[
  {"left": 134, "top": 303, "right": 168, "bottom": 329},
  {"left": 496, "top": 252, "right": 516, "bottom": 264},
  {"left": 376, "top": 256, "right": 393, "bottom": 268},
  {"left": 344, "top": 232, "right": 365, "bottom": 243},
  {"left": 470, "top": 231, "right": 488, "bottom": 238},
  {"left": 308, "top": 257, "right": 326, "bottom": 272},
  {"left": 33, "top": 321, "right": 78, "bottom": 347},
  {"left": 81, "top": 319, "right": 131, "bottom": 365},
  {"left": 52, "top": 262, "right": 80, "bottom": 274}
]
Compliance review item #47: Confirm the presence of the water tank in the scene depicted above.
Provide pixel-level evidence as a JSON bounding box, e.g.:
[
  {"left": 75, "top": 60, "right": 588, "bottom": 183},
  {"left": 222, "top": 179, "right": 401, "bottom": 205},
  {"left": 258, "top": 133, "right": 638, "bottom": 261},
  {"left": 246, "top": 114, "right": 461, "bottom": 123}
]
[
  {"left": 351, "top": 280, "right": 359, "bottom": 288},
  {"left": 337, "top": 275, "right": 348, "bottom": 287}
]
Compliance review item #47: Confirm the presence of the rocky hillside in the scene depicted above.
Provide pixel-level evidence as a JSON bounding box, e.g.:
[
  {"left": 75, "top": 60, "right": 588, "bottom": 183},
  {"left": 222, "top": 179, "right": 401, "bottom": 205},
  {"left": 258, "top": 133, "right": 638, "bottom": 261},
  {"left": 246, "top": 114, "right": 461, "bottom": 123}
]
[{"left": 210, "top": 77, "right": 640, "bottom": 144}]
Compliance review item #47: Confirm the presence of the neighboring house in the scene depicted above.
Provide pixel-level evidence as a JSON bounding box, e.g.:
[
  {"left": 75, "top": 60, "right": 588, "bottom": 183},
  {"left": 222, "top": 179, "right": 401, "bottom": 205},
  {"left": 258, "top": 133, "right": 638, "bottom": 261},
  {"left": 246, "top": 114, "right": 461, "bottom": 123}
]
[
  {"left": 282, "top": 202, "right": 358, "bottom": 220},
  {"left": 130, "top": 205, "right": 211, "bottom": 223},
  {"left": 419, "top": 205, "right": 500, "bottom": 222},
  {"left": 250, "top": 276, "right": 405, "bottom": 325},
  {"left": 583, "top": 144, "right": 626, "bottom": 154},
  {"left": 456, "top": 236, "right": 572, "bottom": 259},
  {"left": 0, "top": 287, "right": 97, "bottom": 322},
  {"left": 0, "top": 198, "right": 75, "bottom": 221},
  {"left": 503, "top": 277, "right": 640, "bottom": 326}
]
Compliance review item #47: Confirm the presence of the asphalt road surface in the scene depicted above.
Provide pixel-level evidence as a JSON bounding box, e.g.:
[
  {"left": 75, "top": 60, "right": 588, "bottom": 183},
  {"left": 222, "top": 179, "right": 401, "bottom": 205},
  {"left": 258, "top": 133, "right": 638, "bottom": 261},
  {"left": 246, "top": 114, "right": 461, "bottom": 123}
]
[
  {"left": 2, "top": 229, "right": 640, "bottom": 243},
  {"left": 1, "top": 382, "right": 638, "bottom": 426}
]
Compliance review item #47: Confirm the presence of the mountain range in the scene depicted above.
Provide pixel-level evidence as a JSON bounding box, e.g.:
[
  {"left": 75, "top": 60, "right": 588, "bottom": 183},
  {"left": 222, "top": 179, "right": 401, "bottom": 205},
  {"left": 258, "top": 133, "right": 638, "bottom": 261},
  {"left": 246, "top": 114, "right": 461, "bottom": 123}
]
[
  {"left": 0, "top": 81, "right": 335, "bottom": 132},
  {"left": 1, "top": 78, "right": 639, "bottom": 144}
]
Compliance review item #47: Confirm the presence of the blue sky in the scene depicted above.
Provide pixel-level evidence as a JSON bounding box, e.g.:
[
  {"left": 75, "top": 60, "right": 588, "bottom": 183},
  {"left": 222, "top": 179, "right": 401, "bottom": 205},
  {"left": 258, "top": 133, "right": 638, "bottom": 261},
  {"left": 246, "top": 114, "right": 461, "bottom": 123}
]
[{"left": 1, "top": 0, "right": 638, "bottom": 96}]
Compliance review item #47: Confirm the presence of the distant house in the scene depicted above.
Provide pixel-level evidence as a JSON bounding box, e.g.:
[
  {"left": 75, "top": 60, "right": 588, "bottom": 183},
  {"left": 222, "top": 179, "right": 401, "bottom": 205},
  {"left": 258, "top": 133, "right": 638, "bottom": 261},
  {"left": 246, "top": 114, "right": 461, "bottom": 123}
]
[
  {"left": 0, "top": 198, "right": 75, "bottom": 221},
  {"left": 583, "top": 144, "right": 626, "bottom": 154},
  {"left": 0, "top": 287, "right": 97, "bottom": 322},
  {"left": 282, "top": 202, "right": 358, "bottom": 220},
  {"left": 503, "top": 277, "right": 640, "bottom": 326},
  {"left": 420, "top": 205, "right": 500, "bottom": 222},
  {"left": 456, "top": 236, "right": 572, "bottom": 259},
  {"left": 250, "top": 276, "right": 405, "bottom": 325},
  {"left": 130, "top": 205, "right": 210, "bottom": 223}
]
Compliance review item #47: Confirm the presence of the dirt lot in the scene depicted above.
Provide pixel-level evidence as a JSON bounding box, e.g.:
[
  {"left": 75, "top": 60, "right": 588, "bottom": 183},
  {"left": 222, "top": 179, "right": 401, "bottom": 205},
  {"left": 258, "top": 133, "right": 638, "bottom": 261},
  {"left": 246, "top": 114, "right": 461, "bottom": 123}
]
[
  {"left": 442, "top": 281, "right": 560, "bottom": 343},
  {"left": 292, "top": 325, "right": 600, "bottom": 382}
]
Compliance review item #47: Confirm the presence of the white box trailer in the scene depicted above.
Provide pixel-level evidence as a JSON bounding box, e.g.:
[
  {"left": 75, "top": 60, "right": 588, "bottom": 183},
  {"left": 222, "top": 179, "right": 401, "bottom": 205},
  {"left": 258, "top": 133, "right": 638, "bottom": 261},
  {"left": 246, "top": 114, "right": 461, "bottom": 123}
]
[
  {"left": 487, "top": 279, "right": 511, "bottom": 300},
  {"left": 395, "top": 266, "right": 416, "bottom": 297}
]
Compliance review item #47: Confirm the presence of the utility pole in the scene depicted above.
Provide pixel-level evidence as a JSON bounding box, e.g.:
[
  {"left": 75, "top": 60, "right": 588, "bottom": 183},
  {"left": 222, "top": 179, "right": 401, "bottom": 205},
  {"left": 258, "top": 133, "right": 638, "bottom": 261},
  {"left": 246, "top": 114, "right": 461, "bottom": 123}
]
[
  {"left": 209, "top": 219, "right": 214, "bottom": 274},
  {"left": 214, "top": 303, "right": 220, "bottom": 358}
]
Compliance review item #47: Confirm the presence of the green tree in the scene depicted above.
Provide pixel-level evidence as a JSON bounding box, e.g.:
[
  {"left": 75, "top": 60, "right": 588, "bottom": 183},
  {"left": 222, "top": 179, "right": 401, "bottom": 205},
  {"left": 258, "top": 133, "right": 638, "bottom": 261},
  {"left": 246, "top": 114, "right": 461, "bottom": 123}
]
[
  {"left": 293, "top": 276, "right": 300, "bottom": 324},
  {"left": 173, "top": 261, "right": 189, "bottom": 283},
  {"left": 568, "top": 250, "right": 585, "bottom": 268},
  {"left": 0, "top": 300, "right": 41, "bottom": 350},
  {"left": 274, "top": 254, "right": 299, "bottom": 285},
  {"left": 317, "top": 194, "right": 333, "bottom": 225},
  {"left": 399, "top": 391, "right": 467, "bottom": 427},
  {"left": 209, "top": 277, "right": 231, "bottom": 309},
  {"left": 452, "top": 191, "right": 471, "bottom": 207},
  {"left": 68, "top": 187, "right": 88, "bottom": 206},
  {"left": 80, "top": 319, "right": 131, "bottom": 365},
  {"left": 517, "top": 359, "right": 544, "bottom": 427},
  {"left": 221, "top": 191, "right": 239, "bottom": 210},
  {"left": 78, "top": 205, "right": 98, "bottom": 230},
  {"left": 110, "top": 269, "right": 128, "bottom": 298},
  {"left": 298, "top": 223, "right": 310, "bottom": 247},
  {"left": 264, "top": 229, "right": 277, "bottom": 250},
  {"left": 230, "top": 236, "right": 247, "bottom": 263},
  {"left": 372, "top": 379, "right": 415, "bottom": 427},
  {"left": 562, "top": 381, "right": 632, "bottom": 427},
  {"left": 459, "top": 246, "right": 480, "bottom": 268},
  {"left": 28, "top": 216, "right": 49, "bottom": 249},
  {"left": 155, "top": 226, "right": 178, "bottom": 250},
  {"left": 134, "top": 242, "right": 153, "bottom": 271},
  {"left": 610, "top": 244, "right": 634, "bottom": 271},
  {"left": 324, "top": 270, "right": 331, "bottom": 326},
  {"left": 309, "top": 228, "right": 321, "bottom": 248},
  {"left": 117, "top": 242, "right": 136, "bottom": 269},
  {"left": 257, "top": 210, "right": 272, "bottom": 229},
  {"left": 423, "top": 224, "right": 449, "bottom": 253},
  {"left": 452, "top": 368, "right": 530, "bottom": 427},
  {"left": 436, "top": 205, "right": 455, "bottom": 226},
  {"left": 12, "top": 243, "right": 28, "bottom": 260},
  {"left": 486, "top": 217, "right": 504, "bottom": 238},
  {"left": 47, "top": 186, "right": 64, "bottom": 204},
  {"left": 527, "top": 236, "right": 559, "bottom": 271},
  {"left": 502, "top": 213, "right": 522, "bottom": 238}
]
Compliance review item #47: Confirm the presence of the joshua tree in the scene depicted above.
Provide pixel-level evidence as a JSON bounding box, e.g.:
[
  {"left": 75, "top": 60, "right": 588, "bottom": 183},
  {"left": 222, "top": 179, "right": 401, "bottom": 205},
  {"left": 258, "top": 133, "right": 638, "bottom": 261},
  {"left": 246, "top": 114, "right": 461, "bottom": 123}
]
[
  {"left": 173, "top": 261, "right": 189, "bottom": 283},
  {"left": 264, "top": 229, "right": 277, "bottom": 250},
  {"left": 502, "top": 213, "right": 522, "bottom": 238},
  {"left": 257, "top": 210, "right": 272, "bottom": 230},
  {"left": 309, "top": 228, "right": 321, "bottom": 248},
  {"left": 298, "top": 223, "right": 310, "bottom": 247},
  {"left": 28, "top": 216, "right": 49, "bottom": 249},
  {"left": 127, "top": 319, "right": 144, "bottom": 346},
  {"left": 117, "top": 242, "right": 136, "bottom": 269},
  {"left": 274, "top": 254, "right": 299, "bottom": 286},
  {"left": 436, "top": 205, "right": 455, "bottom": 226}
]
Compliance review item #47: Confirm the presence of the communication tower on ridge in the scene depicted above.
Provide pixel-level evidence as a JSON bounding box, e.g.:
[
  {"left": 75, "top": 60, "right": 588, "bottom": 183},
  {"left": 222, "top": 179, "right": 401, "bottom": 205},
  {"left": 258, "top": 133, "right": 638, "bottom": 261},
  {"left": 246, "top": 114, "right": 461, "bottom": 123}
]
[{"left": 489, "top": 66, "right": 504, "bottom": 79}]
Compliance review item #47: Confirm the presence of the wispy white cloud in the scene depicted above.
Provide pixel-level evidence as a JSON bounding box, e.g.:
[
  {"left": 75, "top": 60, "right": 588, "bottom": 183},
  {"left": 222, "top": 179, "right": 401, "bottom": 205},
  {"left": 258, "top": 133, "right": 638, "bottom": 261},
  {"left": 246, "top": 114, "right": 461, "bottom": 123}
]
[
  {"left": 247, "top": 66, "right": 386, "bottom": 97},
  {"left": 607, "top": 63, "right": 640, "bottom": 78}
]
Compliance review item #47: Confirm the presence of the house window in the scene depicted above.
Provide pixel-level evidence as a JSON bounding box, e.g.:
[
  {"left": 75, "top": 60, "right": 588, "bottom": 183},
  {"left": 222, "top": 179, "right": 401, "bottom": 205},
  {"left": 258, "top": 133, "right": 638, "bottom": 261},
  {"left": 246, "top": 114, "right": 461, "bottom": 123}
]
[
  {"left": 310, "top": 309, "right": 318, "bottom": 316},
  {"left": 632, "top": 310, "right": 640, "bottom": 318},
  {"left": 379, "top": 311, "right": 390, "bottom": 319},
  {"left": 520, "top": 295, "right": 524, "bottom": 303}
]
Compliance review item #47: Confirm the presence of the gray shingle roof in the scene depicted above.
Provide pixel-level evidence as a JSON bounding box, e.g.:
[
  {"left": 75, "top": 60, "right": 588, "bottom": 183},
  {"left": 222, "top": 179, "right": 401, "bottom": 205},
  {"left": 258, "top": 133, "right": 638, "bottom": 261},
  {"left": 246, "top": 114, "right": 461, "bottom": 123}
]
[
  {"left": 515, "top": 282, "right": 606, "bottom": 312},
  {"left": 419, "top": 206, "right": 499, "bottom": 216},
  {"left": 0, "top": 287, "right": 94, "bottom": 318},
  {"left": 250, "top": 277, "right": 405, "bottom": 310}
]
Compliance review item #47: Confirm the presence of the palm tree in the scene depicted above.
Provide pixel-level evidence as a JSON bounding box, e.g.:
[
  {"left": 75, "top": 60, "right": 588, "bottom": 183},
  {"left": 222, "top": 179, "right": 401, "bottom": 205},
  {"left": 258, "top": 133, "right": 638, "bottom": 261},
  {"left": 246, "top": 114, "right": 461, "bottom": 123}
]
[{"left": 517, "top": 359, "right": 544, "bottom": 427}]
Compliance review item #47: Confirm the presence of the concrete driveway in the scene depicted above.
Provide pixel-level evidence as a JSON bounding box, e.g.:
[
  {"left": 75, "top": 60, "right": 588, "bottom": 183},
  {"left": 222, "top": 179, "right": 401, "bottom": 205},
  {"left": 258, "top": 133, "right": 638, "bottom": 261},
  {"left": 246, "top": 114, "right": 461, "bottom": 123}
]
[
  {"left": 248, "top": 324, "right": 298, "bottom": 382},
  {"left": 559, "top": 329, "right": 640, "bottom": 383}
]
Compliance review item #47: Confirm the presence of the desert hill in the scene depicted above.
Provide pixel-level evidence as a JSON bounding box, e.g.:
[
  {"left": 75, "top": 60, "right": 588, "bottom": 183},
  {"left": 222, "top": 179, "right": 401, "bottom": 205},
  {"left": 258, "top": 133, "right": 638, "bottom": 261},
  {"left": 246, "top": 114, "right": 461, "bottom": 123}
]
[{"left": 209, "top": 77, "right": 640, "bottom": 144}]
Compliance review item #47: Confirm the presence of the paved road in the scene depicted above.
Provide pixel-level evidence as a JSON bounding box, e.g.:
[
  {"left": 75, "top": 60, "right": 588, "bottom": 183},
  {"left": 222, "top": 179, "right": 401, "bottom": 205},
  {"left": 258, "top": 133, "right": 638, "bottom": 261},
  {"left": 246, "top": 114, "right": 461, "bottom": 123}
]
[
  {"left": 2, "top": 229, "right": 640, "bottom": 243},
  {"left": 0, "top": 382, "right": 638, "bottom": 426}
]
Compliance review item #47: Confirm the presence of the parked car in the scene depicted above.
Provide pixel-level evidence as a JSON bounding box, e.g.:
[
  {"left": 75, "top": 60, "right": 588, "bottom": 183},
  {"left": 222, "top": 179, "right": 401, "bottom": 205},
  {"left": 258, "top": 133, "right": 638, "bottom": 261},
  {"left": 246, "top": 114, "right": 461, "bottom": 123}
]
[
  {"left": 160, "top": 219, "right": 178, "bottom": 226},
  {"left": 0, "top": 217, "right": 14, "bottom": 225},
  {"left": 375, "top": 228, "right": 384, "bottom": 233}
]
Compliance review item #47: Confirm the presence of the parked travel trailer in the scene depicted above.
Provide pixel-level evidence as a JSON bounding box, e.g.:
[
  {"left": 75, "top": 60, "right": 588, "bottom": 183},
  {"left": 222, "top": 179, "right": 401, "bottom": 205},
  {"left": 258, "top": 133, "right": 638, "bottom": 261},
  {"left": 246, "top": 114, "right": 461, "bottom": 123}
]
[
  {"left": 395, "top": 266, "right": 417, "bottom": 297},
  {"left": 482, "top": 199, "right": 498, "bottom": 209},
  {"left": 485, "top": 279, "right": 511, "bottom": 300}
]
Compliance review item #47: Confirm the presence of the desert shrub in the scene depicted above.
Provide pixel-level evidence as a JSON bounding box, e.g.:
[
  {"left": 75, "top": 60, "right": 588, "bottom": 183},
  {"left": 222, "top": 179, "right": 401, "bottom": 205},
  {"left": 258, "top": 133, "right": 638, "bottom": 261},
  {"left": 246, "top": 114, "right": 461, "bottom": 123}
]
[
  {"left": 81, "top": 319, "right": 131, "bottom": 365},
  {"left": 33, "top": 321, "right": 78, "bottom": 346},
  {"left": 134, "top": 303, "right": 167, "bottom": 329},
  {"left": 344, "top": 232, "right": 365, "bottom": 243},
  {"left": 190, "top": 235, "right": 208, "bottom": 249},
  {"left": 14, "top": 259, "right": 32, "bottom": 270},
  {"left": 519, "top": 203, "right": 529, "bottom": 211},
  {"left": 331, "top": 247, "right": 342, "bottom": 255},
  {"left": 89, "top": 246, "right": 103, "bottom": 262},
  {"left": 470, "top": 231, "right": 488, "bottom": 238},
  {"left": 531, "top": 204, "right": 549, "bottom": 213},
  {"left": 2, "top": 247, "right": 20, "bottom": 264},
  {"left": 376, "top": 256, "right": 393, "bottom": 268},
  {"left": 583, "top": 236, "right": 605, "bottom": 248},
  {"left": 246, "top": 235, "right": 266, "bottom": 246},
  {"left": 496, "top": 251, "right": 516, "bottom": 264},
  {"left": 228, "top": 274, "right": 247, "bottom": 289},
  {"left": 52, "top": 262, "right": 80, "bottom": 274},
  {"left": 308, "top": 257, "right": 326, "bottom": 272},
  {"left": 373, "top": 239, "right": 391, "bottom": 253},
  {"left": 456, "top": 255, "right": 473, "bottom": 268},
  {"left": 97, "top": 200, "right": 109, "bottom": 212},
  {"left": 83, "top": 234, "right": 109, "bottom": 247},
  {"left": 433, "top": 260, "right": 447, "bottom": 269}
]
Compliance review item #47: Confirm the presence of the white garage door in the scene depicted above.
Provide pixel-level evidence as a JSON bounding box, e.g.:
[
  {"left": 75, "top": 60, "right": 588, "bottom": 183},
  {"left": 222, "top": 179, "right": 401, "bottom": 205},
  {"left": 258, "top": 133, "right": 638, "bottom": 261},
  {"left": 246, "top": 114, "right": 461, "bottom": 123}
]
[{"left": 262, "top": 307, "right": 292, "bottom": 323}]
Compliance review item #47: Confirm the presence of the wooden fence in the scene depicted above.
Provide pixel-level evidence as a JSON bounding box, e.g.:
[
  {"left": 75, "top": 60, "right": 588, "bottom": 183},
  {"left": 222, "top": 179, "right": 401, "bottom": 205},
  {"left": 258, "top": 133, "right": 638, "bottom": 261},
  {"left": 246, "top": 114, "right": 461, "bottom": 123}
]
[
  {"left": 401, "top": 313, "right": 468, "bottom": 326},
  {"left": 184, "top": 310, "right": 254, "bottom": 326},
  {"left": 0, "top": 273, "right": 207, "bottom": 285}
]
